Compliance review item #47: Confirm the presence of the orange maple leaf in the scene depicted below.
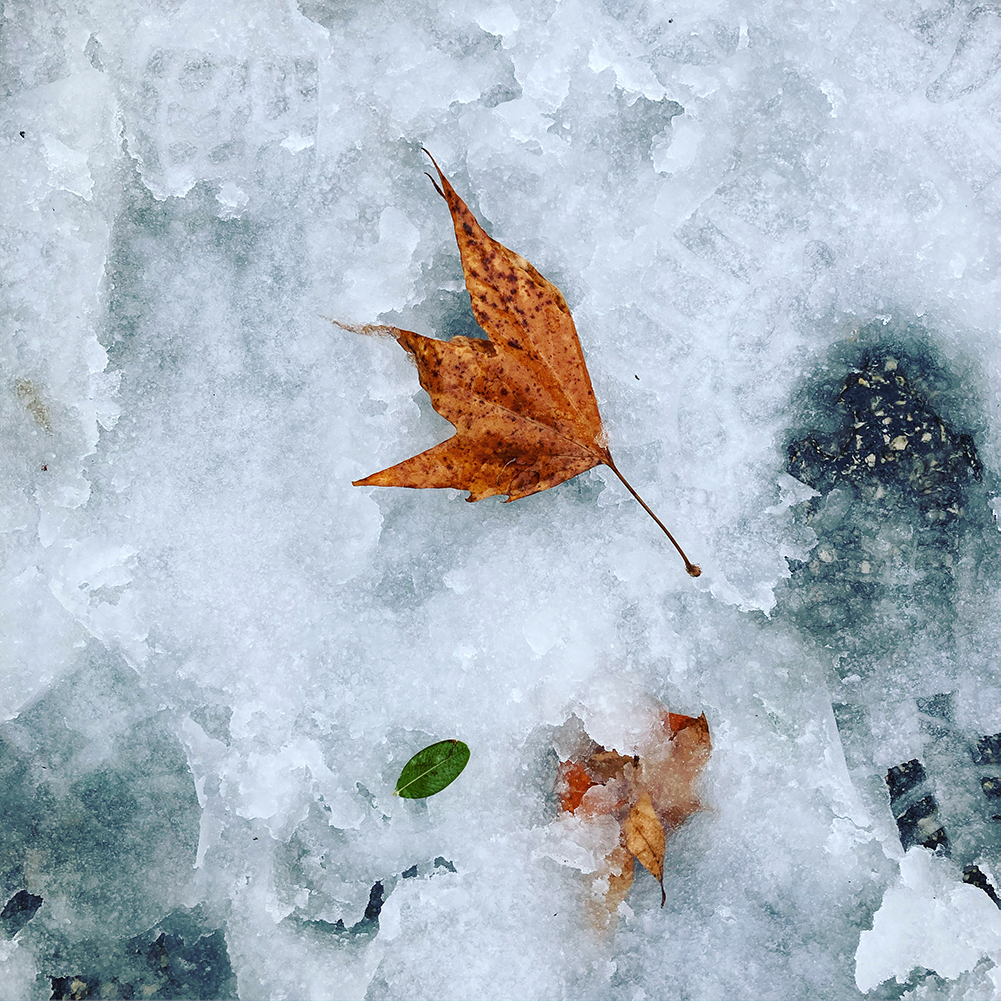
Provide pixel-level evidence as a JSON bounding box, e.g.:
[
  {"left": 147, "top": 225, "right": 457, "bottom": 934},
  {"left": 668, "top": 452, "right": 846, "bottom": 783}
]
[
  {"left": 341, "top": 151, "right": 700, "bottom": 577},
  {"left": 556, "top": 709, "right": 711, "bottom": 920}
]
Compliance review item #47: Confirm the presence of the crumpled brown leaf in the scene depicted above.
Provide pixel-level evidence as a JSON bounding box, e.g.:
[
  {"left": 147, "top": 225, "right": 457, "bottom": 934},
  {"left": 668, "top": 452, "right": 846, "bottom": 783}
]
[{"left": 555, "top": 706, "right": 711, "bottom": 925}]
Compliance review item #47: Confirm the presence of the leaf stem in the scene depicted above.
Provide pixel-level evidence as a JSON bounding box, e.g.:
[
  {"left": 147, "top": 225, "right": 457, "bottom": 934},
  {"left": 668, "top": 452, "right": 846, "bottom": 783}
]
[{"left": 605, "top": 459, "right": 701, "bottom": 578}]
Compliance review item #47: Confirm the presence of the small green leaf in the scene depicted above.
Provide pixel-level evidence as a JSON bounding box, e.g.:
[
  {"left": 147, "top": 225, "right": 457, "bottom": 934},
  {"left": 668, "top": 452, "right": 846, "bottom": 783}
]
[{"left": 395, "top": 740, "right": 470, "bottom": 799}]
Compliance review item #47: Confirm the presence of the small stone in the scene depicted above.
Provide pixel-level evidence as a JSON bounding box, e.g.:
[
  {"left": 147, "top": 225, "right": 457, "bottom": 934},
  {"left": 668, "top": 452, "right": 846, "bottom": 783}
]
[{"left": 890, "top": 435, "right": 908, "bottom": 450}]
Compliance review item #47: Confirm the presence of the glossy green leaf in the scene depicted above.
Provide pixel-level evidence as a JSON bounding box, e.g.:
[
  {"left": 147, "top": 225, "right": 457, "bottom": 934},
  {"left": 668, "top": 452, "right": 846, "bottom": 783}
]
[{"left": 395, "top": 739, "right": 470, "bottom": 798}]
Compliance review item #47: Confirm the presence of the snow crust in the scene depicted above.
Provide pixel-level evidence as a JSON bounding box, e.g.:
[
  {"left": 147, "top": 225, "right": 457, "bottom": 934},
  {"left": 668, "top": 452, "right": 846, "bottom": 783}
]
[
  {"left": 856, "top": 849, "right": 1001, "bottom": 992},
  {"left": 4, "top": 0, "right": 1001, "bottom": 997}
]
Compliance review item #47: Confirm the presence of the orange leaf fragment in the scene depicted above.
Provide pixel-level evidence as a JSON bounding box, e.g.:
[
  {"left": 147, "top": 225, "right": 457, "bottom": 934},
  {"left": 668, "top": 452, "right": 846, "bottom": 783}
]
[
  {"left": 666, "top": 711, "right": 710, "bottom": 739},
  {"left": 557, "top": 746, "right": 635, "bottom": 815},
  {"left": 341, "top": 151, "right": 700, "bottom": 577},
  {"left": 557, "top": 760, "right": 594, "bottom": 814}
]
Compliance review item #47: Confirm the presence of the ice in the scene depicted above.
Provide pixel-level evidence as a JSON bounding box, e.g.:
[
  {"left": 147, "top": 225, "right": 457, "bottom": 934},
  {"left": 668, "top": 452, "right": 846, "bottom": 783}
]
[
  {"left": 5, "top": 0, "right": 1001, "bottom": 997},
  {"left": 855, "top": 849, "right": 1001, "bottom": 992}
]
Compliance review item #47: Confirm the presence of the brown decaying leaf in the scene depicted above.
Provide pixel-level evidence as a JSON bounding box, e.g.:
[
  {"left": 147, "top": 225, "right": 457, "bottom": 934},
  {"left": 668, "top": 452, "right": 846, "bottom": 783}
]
[
  {"left": 624, "top": 792, "right": 666, "bottom": 906},
  {"left": 605, "top": 845, "right": 635, "bottom": 909},
  {"left": 341, "top": 151, "right": 700, "bottom": 577},
  {"left": 651, "top": 712, "right": 712, "bottom": 831},
  {"left": 556, "top": 707, "right": 711, "bottom": 921},
  {"left": 586, "top": 844, "right": 634, "bottom": 933}
]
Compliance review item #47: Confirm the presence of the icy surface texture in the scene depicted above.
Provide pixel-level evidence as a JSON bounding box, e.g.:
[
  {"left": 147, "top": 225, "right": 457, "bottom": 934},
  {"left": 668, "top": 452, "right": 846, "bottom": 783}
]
[{"left": 4, "top": 0, "right": 1001, "bottom": 997}]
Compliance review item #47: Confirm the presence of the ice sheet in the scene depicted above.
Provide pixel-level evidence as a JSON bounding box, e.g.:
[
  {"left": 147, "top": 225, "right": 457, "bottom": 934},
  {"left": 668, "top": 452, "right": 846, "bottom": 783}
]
[{"left": 4, "top": 0, "right": 1001, "bottom": 997}]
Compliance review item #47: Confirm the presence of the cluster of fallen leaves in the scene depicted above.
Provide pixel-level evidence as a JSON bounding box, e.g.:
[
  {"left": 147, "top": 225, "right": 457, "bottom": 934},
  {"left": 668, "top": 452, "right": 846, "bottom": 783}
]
[
  {"left": 556, "top": 708, "right": 711, "bottom": 925},
  {"left": 340, "top": 153, "right": 709, "bottom": 926},
  {"left": 340, "top": 151, "right": 700, "bottom": 577}
]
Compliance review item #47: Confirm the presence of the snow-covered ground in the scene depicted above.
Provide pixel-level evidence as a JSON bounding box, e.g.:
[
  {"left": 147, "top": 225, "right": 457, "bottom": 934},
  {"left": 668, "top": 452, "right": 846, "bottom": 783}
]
[{"left": 4, "top": 0, "right": 1001, "bottom": 997}]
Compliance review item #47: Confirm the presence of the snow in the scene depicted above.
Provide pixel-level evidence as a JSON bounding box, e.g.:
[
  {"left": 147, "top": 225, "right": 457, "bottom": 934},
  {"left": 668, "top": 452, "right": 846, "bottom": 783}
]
[
  {"left": 4, "top": 0, "right": 1001, "bottom": 997},
  {"left": 855, "top": 849, "right": 1001, "bottom": 992}
]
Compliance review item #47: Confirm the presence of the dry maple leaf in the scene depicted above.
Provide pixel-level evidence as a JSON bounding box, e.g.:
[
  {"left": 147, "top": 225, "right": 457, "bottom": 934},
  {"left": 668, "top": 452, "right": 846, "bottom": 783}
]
[
  {"left": 555, "top": 708, "right": 711, "bottom": 922},
  {"left": 339, "top": 151, "right": 700, "bottom": 577}
]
